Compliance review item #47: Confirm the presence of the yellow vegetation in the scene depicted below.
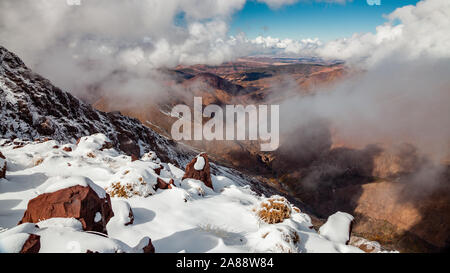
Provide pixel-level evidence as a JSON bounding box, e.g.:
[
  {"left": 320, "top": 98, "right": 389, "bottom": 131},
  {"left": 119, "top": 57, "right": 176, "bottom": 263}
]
[{"left": 256, "top": 196, "right": 292, "bottom": 224}]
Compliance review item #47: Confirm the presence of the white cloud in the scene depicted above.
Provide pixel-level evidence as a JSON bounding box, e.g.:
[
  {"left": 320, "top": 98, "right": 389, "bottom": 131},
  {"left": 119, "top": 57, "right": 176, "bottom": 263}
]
[
  {"left": 257, "top": 0, "right": 349, "bottom": 9},
  {"left": 317, "top": 0, "right": 450, "bottom": 67},
  {"left": 252, "top": 36, "right": 322, "bottom": 54}
]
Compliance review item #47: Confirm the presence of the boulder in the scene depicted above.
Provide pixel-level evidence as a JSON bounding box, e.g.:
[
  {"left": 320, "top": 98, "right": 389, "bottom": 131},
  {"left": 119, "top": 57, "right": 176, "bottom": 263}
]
[
  {"left": 19, "top": 184, "right": 114, "bottom": 234},
  {"left": 154, "top": 165, "right": 163, "bottom": 175},
  {"left": 20, "top": 234, "right": 41, "bottom": 253},
  {"left": 182, "top": 153, "right": 213, "bottom": 189},
  {"left": 142, "top": 238, "right": 155, "bottom": 253},
  {"left": 0, "top": 151, "right": 6, "bottom": 179},
  {"left": 155, "top": 177, "right": 174, "bottom": 190}
]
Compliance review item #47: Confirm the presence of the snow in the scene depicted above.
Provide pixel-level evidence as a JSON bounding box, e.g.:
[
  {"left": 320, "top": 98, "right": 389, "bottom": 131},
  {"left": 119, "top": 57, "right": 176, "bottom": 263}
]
[
  {"left": 109, "top": 200, "right": 133, "bottom": 226},
  {"left": 0, "top": 233, "right": 30, "bottom": 253},
  {"left": 194, "top": 155, "right": 205, "bottom": 171},
  {"left": 0, "top": 134, "right": 366, "bottom": 253},
  {"left": 0, "top": 157, "right": 5, "bottom": 169},
  {"left": 41, "top": 176, "right": 107, "bottom": 199},
  {"left": 94, "top": 212, "right": 102, "bottom": 223},
  {"left": 37, "top": 218, "right": 83, "bottom": 231},
  {"left": 319, "top": 211, "right": 354, "bottom": 245}
]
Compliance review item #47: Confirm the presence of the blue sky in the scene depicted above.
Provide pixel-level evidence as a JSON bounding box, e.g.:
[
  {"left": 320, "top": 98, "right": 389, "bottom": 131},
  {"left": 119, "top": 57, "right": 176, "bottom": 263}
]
[{"left": 230, "top": 0, "right": 421, "bottom": 41}]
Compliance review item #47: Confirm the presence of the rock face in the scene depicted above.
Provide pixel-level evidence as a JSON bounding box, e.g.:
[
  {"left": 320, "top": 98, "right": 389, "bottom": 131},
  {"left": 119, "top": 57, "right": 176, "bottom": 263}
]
[
  {"left": 142, "top": 238, "right": 155, "bottom": 253},
  {"left": 156, "top": 177, "right": 174, "bottom": 190},
  {"left": 19, "top": 185, "right": 114, "bottom": 234},
  {"left": 0, "top": 45, "right": 191, "bottom": 166},
  {"left": 0, "top": 151, "right": 6, "bottom": 179},
  {"left": 182, "top": 153, "right": 213, "bottom": 189},
  {"left": 20, "top": 234, "right": 41, "bottom": 253}
]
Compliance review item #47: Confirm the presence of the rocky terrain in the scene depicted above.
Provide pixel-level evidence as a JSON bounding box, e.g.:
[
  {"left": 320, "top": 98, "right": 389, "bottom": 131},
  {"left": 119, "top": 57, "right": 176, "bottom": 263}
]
[
  {"left": 1, "top": 44, "right": 448, "bottom": 253},
  {"left": 0, "top": 45, "right": 387, "bottom": 253},
  {"left": 93, "top": 55, "right": 449, "bottom": 252}
]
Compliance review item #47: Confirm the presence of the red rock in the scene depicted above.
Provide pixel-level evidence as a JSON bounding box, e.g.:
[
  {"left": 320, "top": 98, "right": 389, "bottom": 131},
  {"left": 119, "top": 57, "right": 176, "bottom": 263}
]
[
  {"left": 100, "top": 141, "right": 114, "bottom": 151},
  {"left": 182, "top": 153, "right": 213, "bottom": 189},
  {"left": 20, "top": 234, "right": 41, "bottom": 253},
  {"left": 19, "top": 185, "right": 114, "bottom": 234},
  {"left": 125, "top": 205, "right": 134, "bottom": 226},
  {"left": 142, "top": 238, "right": 155, "bottom": 253},
  {"left": 155, "top": 177, "right": 174, "bottom": 190},
  {"left": 0, "top": 151, "right": 6, "bottom": 179},
  {"left": 154, "top": 165, "right": 163, "bottom": 175},
  {"left": 131, "top": 154, "right": 139, "bottom": 162},
  {"left": 62, "top": 146, "right": 72, "bottom": 152}
]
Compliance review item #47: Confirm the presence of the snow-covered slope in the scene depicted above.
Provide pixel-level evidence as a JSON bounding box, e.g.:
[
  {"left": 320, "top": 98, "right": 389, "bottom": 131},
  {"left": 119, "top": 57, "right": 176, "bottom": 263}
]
[
  {"left": 0, "top": 134, "right": 363, "bottom": 253},
  {"left": 0, "top": 45, "right": 192, "bottom": 167}
]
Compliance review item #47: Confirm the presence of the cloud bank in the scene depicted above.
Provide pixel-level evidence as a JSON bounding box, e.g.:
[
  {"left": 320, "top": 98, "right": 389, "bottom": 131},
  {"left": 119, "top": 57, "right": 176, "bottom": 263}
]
[{"left": 0, "top": 0, "right": 449, "bottom": 162}]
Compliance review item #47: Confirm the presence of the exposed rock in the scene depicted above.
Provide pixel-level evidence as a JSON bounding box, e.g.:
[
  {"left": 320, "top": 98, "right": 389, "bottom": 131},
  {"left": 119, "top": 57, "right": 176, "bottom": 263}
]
[
  {"left": 20, "top": 234, "right": 41, "bottom": 253},
  {"left": 182, "top": 153, "right": 213, "bottom": 189},
  {"left": 155, "top": 177, "right": 174, "bottom": 190},
  {"left": 62, "top": 146, "right": 72, "bottom": 152},
  {"left": 100, "top": 141, "right": 114, "bottom": 151},
  {"left": 142, "top": 238, "right": 155, "bottom": 253},
  {"left": 351, "top": 181, "right": 450, "bottom": 251},
  {"left": 118, "top": 134, "right": 141, "bottom": 160},
  {"left": 154, "top": 165, "right": 163, "bottom": 175},
  {"left": 0, "top": 151, "right": 6, "bottom": 179},
  {"left": 349, "top": 236, "right": 382, "bottom": 253},
  {"left": 19, "top": 185, "right": 114, "bottom": 234},
  {"left": 372, "top": 143, "right": 425, "bottom": 179},
  {"left": 0, "top": 45, "right": 191, "bottom": 168}
]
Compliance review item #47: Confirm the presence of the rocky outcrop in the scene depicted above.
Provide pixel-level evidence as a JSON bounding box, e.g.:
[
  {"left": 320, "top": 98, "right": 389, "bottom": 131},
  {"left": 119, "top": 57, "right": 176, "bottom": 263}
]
[
  {"left": 19, "top": 185, "right": 114, "bottom": 234},
  {"left": 0, "top": 45, "right": 191, "bottom": 166},
  {"left": 142, "top": 238, "right": 155, "bottom": 253},
  {"left": 0, "top": 151, "right": 6, "bottom": 179},
  {"left": 20, "top": 234, "right": 41, "bottom": 253},
  {"left": 182, "top": 153, "right": 213, "bottom": 189},
  {"left": 156, "top": 177, "right": 174, "bottom": 190}
]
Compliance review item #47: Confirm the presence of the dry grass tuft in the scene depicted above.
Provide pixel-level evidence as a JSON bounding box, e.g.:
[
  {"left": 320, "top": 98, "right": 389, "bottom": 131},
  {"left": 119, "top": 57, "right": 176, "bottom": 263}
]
[
  {"left": 87, "top": 152, "right": 96, "bottom": 158},
  {"left": 34, "top": 158, "right": 44, "bottom": 166},
  {"left": 107, "top": 182, "right": 131, "bottom": 198},
  {"left": 106, "top": 181, "right": 150, "bottom": 198},
  {"left": 256, "top": 196, "right": 292, "bottom": 224}
]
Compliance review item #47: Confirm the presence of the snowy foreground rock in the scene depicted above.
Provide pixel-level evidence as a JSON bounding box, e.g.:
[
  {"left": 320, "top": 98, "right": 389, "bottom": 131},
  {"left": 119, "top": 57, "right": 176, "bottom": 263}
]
[{"left": 0, "top": 134, "right": 368, "bottom": 253}]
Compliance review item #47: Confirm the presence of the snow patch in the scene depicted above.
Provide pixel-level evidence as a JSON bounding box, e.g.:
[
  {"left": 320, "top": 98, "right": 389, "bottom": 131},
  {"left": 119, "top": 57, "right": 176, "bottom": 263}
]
[
  {"left": 194, "top": 155, "right": 205, "bottom": 171},
  {"left": 37, "top": 218, "right": 83, "bottom": 231},
  {"left": 41, "top": 176, "right": 107, "bottom": 199},
  {"left": 0, "top": 233, "right": 30, "bottom": 253},
  {"left": 94, "top": 212, "right": 102, "bottom": 223},
  {"left": 319, "top": 211, "right": 354, "bottom": 244}
]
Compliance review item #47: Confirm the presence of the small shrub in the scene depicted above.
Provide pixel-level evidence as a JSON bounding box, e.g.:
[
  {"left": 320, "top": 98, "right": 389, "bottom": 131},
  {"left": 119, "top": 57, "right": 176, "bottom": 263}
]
[
  {"left": 107, "top": 182, "right": 130, "bottom": 198},
  {"left": 256, "top": 196, "right": 292, "bottom": 224},
  {"left": 34, "top": 158, "right": 44, "bottom": 166}
]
